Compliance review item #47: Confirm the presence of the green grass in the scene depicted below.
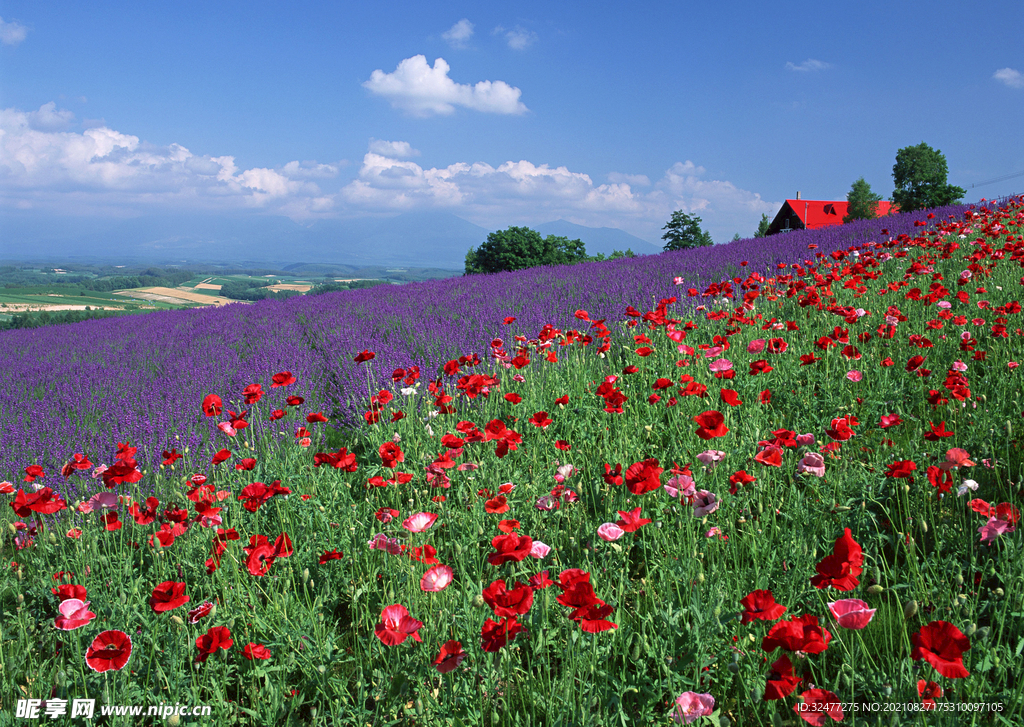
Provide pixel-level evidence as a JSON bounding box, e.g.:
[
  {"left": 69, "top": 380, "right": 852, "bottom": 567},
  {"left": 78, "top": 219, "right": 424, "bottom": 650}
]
[{"left": 2, "top": 209, "right": 1023, "bottom": 726}]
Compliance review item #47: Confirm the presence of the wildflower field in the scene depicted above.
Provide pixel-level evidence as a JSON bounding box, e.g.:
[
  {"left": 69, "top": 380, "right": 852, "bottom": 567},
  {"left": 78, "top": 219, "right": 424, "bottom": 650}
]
[{"left": 2, "top": 197, "right": 1023, "bottom": 726}]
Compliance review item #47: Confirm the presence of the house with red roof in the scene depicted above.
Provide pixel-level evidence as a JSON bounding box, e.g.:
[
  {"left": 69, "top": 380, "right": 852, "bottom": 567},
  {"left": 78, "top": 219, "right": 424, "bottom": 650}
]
[{"left": 766, "top": 194, "right": 896, "bottom": 235}]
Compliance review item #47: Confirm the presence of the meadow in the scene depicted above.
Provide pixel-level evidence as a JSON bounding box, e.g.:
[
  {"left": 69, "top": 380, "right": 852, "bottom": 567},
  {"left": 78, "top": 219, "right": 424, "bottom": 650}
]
[{"left": 1, "top": 197, "right": 1022, "bottom": 726}]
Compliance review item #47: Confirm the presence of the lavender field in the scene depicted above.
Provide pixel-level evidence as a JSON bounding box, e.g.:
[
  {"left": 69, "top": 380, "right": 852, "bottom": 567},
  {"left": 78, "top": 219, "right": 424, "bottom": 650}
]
[{"left": 0, "top": 203, "right": 984, "bottom": 487}]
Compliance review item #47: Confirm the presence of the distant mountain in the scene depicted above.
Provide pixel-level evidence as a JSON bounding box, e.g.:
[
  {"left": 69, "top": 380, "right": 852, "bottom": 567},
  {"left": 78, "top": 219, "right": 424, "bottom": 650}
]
[
  {"left": 0, "top": 211, "right": 491, "bottom": 269},
  {"left": 535, "top": 220, "right": 661, "bottom": 256},
  {"left": 0, "top": 211, "right": 660, "bottom": 268}
]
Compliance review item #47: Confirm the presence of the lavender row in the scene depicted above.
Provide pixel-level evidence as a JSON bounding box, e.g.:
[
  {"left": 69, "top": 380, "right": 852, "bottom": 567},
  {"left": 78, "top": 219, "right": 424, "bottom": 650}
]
[{"left": 0, "top": 202, "right": 986, "bottom": 487}]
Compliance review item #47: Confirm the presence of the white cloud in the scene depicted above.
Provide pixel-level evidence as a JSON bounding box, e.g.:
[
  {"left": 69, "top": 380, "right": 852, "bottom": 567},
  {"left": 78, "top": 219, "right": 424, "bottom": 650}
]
[
  {"left": 339, "top": 153, "right": 776, "bottom": 242},
  {"left": 993, "top": 67, "right": 1024, "bottom": 89},
  {"left": 504, "top": 27, "right": 537, "bottom": 50},
  {"left": 280, "top": 160, "right": 340, "bottom": 179},
  {"left": 26, "top": 102, "right": 76, "bottom": 131},
  {"left": 0, "top": 16, "right": 27, "bottom": 46},
  {"left": 368, "top": 139, "right": 420, "bottom": 158},
  {"left": 607, "top": 172, "right": 651, "bottom": 187},
  {"left": 785, "top": 59, "right": 831, "bottom": 72},
  {"left": 442, "top": 19, "right": 474, "bottom": 48},
  {"left": 363, "top": 55, "right": 528, "bottom": 117},
  {"left": 0, "top": 103, "right": 331, "bottom": 217}
]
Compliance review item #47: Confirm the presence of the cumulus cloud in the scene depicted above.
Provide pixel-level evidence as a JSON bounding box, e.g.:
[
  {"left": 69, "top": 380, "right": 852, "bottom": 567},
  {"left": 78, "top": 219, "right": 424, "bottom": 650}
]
[
  {"left": 607, "top": 172, "right": 651, "bottom": 187},
  {"left": 501, "top": 26, "right": 537, "bottom": 50},
  {"left": 442, "top": 19, "right": 474, "bottom": 48},
  {"left": 363, "top": 55, "right": 528, "bottom": 117},
  {"left": 368, "top": 139, "right": 420, "bottom": 158},
  {"left": 993, "top": 67, "right": 1024, "bottom": 89},
  {"left": 0, "top": 16, "right": 27, "bottom": 46},
  {"left": 785, "top": 59, "right": 831, "bottom": 72},
  {"left": 339, "top": 153, "right": 776, "bottom": 242},
  {"left": 0, "top": 103, "right": 332, "bottom": 217},
  {"left": 26, "top": 102, "right": 76, "bottom": 131}
]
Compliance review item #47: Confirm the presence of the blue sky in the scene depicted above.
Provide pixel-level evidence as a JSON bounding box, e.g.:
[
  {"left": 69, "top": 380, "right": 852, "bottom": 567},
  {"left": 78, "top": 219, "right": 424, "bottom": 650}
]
[{"left": 1, "top": 0, "right": 1022, "bottom": 247}]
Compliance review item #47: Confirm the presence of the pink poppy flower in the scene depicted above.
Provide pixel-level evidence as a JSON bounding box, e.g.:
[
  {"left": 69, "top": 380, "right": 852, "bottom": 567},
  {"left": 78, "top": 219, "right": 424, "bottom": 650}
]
[
  {"left": 217, "top": 422, "right": 237, "bottom": 437},
  {"left": 747, "top": 339, "right": 766, "bottom": 354},
  {"left": 529, "top": 541, "right": 551, "bottom": 558},
  {"left": 696, "top": 450, "right": 726, "bottom": 469},
  {"left": 709, "top": 358, "right": 732, "bottom": 373},
  {"left": 828, "top": 599, "right": 876, "bottom": 629},
  {"left": 86, "top": 491, "right": 119, "bottom": 512},
  {"left": 797, "top": 453, "right": 826, "bottom": 478},
  {"left": 795, "top": 432, "right": 816, "bottom": 446},
  {"left": 420, "top": 564, "right": 454, "bottom": 592},
  {"left": 979, "top": 517, "right": 1013, "bottom": 544},
  {"left": 597, "top": 523, "right": 625, "bottom": 542},
  {"left": 846, "top": 370, "right": 863, "bottom": 382},
  {"left": 692, "top": 490, "right": 719, "bottom": 517},
  {"left": 664, "top": 474, "right": 696, "bottom": 501},
  {"left": 54, "top": 599, "right": 97, "bottom": 631},
  {"left": 671, "top": 692, "right": 715, "bottom": 724},
  {"left": 402, "top": 512, "right": 438, "bottom": 533}
]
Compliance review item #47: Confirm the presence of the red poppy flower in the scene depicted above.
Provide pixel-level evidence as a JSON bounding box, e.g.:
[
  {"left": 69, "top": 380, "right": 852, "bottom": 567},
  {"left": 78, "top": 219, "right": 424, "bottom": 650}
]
[
  {"left": 319, "top": 549, "right": 343, "bottom": 564},
  {"left": 504, "top": 392, "right": 522, "bottom": 404},
  {"left": 885, "top": 460, "right": 917, "bottom": 481},
  {"left": 573, "top": 602, "right": 618, "bottom": 632},
  {"left": 487, "top": 534, "right": 534, "bottom": 566},
  {"left": 485, "top": 495, "right": 509, "bottom": 514},
  {"left": 879, "top": 413, "right": 902, "bottom": 428},
  {"left": 375, "top": 604, "right": 423, "bottom": 645},
  {"left": 188, "top": 601, "right": 213, "bottom": 624},
  {"left": 149, "top": 581, "right": 190, "bottom": 613},
  {"left": 61, "top": 453, "right": 93, "bottom": 478},
  {"left": 243, "top": 643, "right": 272, "bottom": 660},
  {"left": 211, "top": 449, "right": 232, "bottom": 466},
  {"left": 480, "top": 616, "right": 526, "bottom": 652},
  {"left": 911, "top": 621, "right": 971, "bottom": 678},
  {"left": 103, "top": 512, "right": 122, "bottom": 531},
  {"left": 286, "top": 395, "right": 304, "bottom": 406},
  {"left": 202, "top": 395, "right": 223, "bottom": 417},
  {"left": 693, "top": 410, "right": 729, "bottom": 440},
  {"left": 917, "top": 680, "right": 943, "bottom": 710},
  {"left": 353, "top": 349, "right": 375, "bottom": 363},
  {"left": 810, "top": 528, "right": 863, "bottom": 591},
  {"left": 749, "top": 360, "right": 773, "bottom": 375},
  {"left": 10, "top": 487, "right": 67, "bottom": 517},
  {"left": 195, "top": 626, "right": 233, "bottom": 663},
  {"left": 161, "top": 449, "right": 183, "bottom": 466},
  {"left": 624, "top": 458, "right": 663, "bottom": 495},
  {"left": 923, "top": 421, "right": 954, "bottom": 440},
  {"left": 719, "top": 389, "right": 743, "bottom": 407},
  {"left": 242, "top": 384, "right": 263, "bottom": 405},
  {"left": 53, "top": 584, "right": 87, "bottom": 602},
  {"left": 271, "top": 371, "right": 296, "bottom": 387},
  {"left": 433, "top": 640, "right": 466, "bottom": 673},
  {"left": 483, "top": 579, "right": 535, "bottom": 617},
  {"left": 764, "top": 654, "right": 801, "bottom": 701},
  {"left": 602, "top": 463, "right": 623, "bottom": 486},
  {"left": 762, "top": 614, "right": 832, "bottom": 655},
  {"left": 794, "top": 689, "right": 843, "bottom": 725},
  {"left": 379, "top": 442, "right": 405, "bottom": 468},
  {"left": 740, "top": 589, "right": 786, "bottom": 624},
  {"left": 766, "top": 338, "right": 788, "bottom": 354},
  {"left": 754, "top": 446, "right": 783, "bottom": 468},
  {"left": 85, "top": 630, "right": 132, "bottom": 672},
  {"left": 616, "top": 507, "right": 651, "bottom": 533}
]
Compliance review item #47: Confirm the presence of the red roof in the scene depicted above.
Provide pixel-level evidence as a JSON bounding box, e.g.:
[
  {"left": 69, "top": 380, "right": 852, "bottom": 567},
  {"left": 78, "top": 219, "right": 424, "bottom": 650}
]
[{"left": 784, "top": 199, "right": 896, "bottom": 229}]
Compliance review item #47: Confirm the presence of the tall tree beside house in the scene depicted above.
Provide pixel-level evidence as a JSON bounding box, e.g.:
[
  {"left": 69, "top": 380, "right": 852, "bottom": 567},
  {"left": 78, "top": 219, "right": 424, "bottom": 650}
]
[
  {"left": 464, "top": 227, "right": 589, "bottom": 274},
  {"left": 661, "top": 211, "right": 713, "bottom": 251},
  {"left": 843, "top": 177, "right": 883, "bottom": 222},
  {"left": 754, "top": 213, "right": 771, "bottom": 238},
  {"left": 891, "top": 142, "right": 965, "bottom": 212}
]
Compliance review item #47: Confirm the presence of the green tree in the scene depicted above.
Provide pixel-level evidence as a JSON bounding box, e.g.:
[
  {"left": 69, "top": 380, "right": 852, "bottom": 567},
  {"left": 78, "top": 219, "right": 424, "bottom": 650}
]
[
  {"left": 891, "top": 142, "right": 965, "bottom": 212},
  {"left": 843, "top": 177, "right": 883, "bottom": 222},
  {"left": 464, "top": 227, "right": 588, "bottom": 274},
  {"left": 754, "top": 213, "right": 771, "bottom": 238},
  {"left": 661, "top": 211, "right": 713, "bottom": 251}
]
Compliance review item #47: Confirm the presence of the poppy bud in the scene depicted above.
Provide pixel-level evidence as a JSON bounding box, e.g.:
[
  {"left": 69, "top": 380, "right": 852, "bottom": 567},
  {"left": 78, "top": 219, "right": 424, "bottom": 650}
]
[
  {"left": 209, "top": 603, "right": 217, "bottom": 618},
  {"left": 903, "top": 599, "right": 918, "bottom": 618},
  {"left": 170, "top": 615, "right": 184, "bottom": 627},
  {"left": 993, "top": 588, "right": 1004, "bottom": 598},
  {"left": 309, "top": 709, "right": 317, "bottom": 721},
  {"left": 966, "top": 623, "right": 977, "bottom": 636},
  {"left": 472, "top": 595, "right": 486, "bottom": 608},
  {"left": 166, "top": 716, "right": 181, "bottom": 727},
  {"left": 302, "top": 568, "right": 309, "bottom": 582},
  {"left": 1007, "top": 420, "right": 1013, "bottom": 437},
  {"left": 318, "top": 665, "right": 326, "bottom": 674},
  {"left": 902, "top": 484, "right": 911, "bottom": 493},
  {"left": 920, "top": 519, "right": 928, "bottom": 533},
  {"left": 284, "top": 579, "right": 291, "bottom": 590},
  {"left": 415, "top": 698, "right": 424, "bottom": 716},
  {"left": 6, "top": 523, "right": 15, "bottom": 535},
  {"left": 977, "top": 626, "right": 990, "bottom": 640},
  {"left": 309, "top": 580, "right": 315, "bottom": 589},
  {"left": 727, "top": 661, "right": 739, "bottom": 674},
  {"left": 319, "top": 506, "right": 326, "bottom": 513},
  {"left": 697, "top": 572, "right": 705, "bottom": 584},
  {"left": 48, "top": 533, "right": 57, "bottom": 544},
  {"left": 955, "top": 572, "right": 964, "bottom": 586},
  {"left": 867, "top": 584, "right": 884, "bottom": 595}
]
